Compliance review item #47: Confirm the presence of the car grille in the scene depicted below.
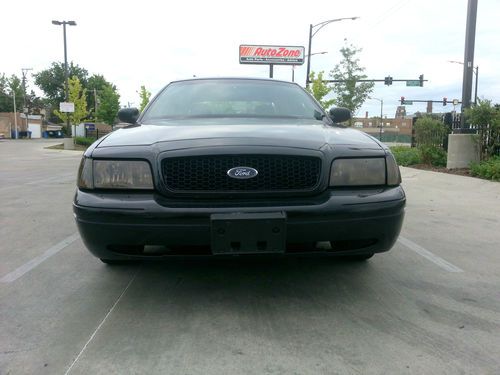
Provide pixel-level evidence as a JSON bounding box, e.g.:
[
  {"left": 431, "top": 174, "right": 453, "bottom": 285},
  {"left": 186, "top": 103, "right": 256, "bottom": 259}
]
[{"left": 162, "top": 155, "right": 322, "bottom": 192}]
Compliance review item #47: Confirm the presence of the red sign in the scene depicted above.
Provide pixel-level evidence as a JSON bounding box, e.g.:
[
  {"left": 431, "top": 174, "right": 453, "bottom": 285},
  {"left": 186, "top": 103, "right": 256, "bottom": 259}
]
[{"left": 239, "top": 45, "right": 305, "bottom": 65}]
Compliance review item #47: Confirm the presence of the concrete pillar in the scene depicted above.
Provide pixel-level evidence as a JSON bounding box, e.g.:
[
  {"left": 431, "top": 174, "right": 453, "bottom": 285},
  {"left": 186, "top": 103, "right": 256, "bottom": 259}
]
[
  {"left": 446, "top": 134, "right": 479, "bottom": 169},
  {"left": 63, "top": 138, "right": 75, "bottom": 150}
]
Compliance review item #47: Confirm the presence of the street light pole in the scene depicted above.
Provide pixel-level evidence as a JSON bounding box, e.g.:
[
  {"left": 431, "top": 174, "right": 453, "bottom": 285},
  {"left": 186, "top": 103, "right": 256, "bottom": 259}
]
[
  {"left": 369, "top": 97, "right": 383, "bottom": 141},
  {"left": 448, "top": 60, "right": 479, "bottom": 105},
  {"left": 379, "top": 99, "right": 383, "bottom": 141},
  {"left": 474, "top": 65, "right": 479, "bottom": 105},
  {"left": 52, "top": 20, "right": 77, "bottom": 136},
  {"left": 296, "top": 51, "right": 327, "bottom": 82},
  {"left": 305, "top": 17, "right": 359, "bottom": 87}
]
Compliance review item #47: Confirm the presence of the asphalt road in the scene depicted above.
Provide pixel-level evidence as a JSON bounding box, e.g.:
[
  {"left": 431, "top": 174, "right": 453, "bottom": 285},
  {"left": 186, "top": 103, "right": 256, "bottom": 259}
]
[{"left": 1, "top": 139, "right": 499, "bottom": 375}]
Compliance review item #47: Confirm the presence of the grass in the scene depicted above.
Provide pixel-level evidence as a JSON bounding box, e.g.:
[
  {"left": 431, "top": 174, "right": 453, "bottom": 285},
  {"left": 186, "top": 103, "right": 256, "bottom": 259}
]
[{"left": 470, "top": 156, "right": 500, "bottom": 181}]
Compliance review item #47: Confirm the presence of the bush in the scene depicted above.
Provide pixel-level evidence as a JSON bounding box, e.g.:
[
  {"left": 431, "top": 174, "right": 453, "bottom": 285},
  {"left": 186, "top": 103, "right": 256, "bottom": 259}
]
[
  {"left": 470, "top": 156, "right": 500, "bottom": 181},
  {"left": 418, "top": 145, "right": 447, "bottom": 167},
  {"left": 74, "top": 136, "right": 96, "bottom": 147},
  {"left": 465, "top": 100, "right": 500, "bottom": 160},
  {"left": 414, "top": 116, "right": 449, "bottom": 147},
  {"left": 390, "top": 146, "right": 421, "bottom": 166}
]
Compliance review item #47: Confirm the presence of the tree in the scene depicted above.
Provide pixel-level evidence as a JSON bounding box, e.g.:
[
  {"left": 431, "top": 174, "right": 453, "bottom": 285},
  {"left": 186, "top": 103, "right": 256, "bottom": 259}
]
[
  {"left": 0, "top": 74, "right": 24, "bottom": 112},
  {"left": 87, "top": 74, "right": 116, "bottom": 119},
  {"left": 33, "top": 62, "right": 88, "bottom": 108},
  {"left": 53, "top": 76, "right": 88, "bottom": 125},
  {"left": 329, "top": 42, "right": 374, "bottom": 116},
  {"left": 138, "top": 85, "right": 152, "bottom": 112},
  {"left": 97, "top": 85, "right": 120, "bottom": 127},
  {"left": 465, "top": 99, "right": 500, "bottom": 160},
  {"left": 307, "top": 71, "right": 334, "bottom": 109}
]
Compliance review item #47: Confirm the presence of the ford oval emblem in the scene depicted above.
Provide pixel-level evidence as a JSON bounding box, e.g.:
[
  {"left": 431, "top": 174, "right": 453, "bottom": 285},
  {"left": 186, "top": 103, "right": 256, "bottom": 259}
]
[{"left": 227, "top": 166, "right": 259, "bottom": 179}]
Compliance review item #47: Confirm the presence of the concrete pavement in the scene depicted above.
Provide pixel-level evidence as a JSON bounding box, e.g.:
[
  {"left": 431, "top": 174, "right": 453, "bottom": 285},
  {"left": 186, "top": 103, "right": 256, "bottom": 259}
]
[{"left": 1, "top": 139, "right": 499, "bottom": 375}]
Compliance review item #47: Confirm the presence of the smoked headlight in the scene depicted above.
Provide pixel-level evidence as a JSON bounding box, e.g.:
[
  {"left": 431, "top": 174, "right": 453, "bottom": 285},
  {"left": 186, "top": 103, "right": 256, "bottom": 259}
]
[
  {"left": 386, "top": 153, "right": 402, "bottom": 186},
  {"left": 77, "top": 158, "right": 154, "bottom": 189},
  {"left": 329, "top": 158, "right": 386, "bottom": 186}
]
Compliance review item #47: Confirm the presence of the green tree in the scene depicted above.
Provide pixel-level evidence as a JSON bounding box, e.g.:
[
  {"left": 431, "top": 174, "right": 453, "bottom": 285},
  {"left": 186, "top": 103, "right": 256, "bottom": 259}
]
[
  {"left": 97, "top": 85, "right": 120, "bottom": 127},
  {"left": 87, "top": 74, "right": 116, "bottom": 119},
  {"left": 0, "top": 74, "right": 25, "bottom": 112},
  {"left": 329, "top": 42, "right": 374, "bottom": 117},
  {"left": 53, "top": 76, "right": 88, "bottom": 125},
  {"left": 138, "top": 85, "right": 152, "bottom": 112},
  {"left": 465, "top": 99, "right": 500, "bottom": 160},
  {"left": 33, "top": 62, "right": 88, "bottom": 108},
  {"left": 307, "top": 71, "right": 334, "bottom": 109}
]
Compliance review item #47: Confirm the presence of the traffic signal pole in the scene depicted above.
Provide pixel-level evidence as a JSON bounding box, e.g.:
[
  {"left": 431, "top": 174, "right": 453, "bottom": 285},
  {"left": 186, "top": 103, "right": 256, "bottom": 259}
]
[
  {"left": 322, "top": 75, "right": 427, "bottom": 86},
  {"left": 461, "top": 0, "right": 478, "bottom": 128}
]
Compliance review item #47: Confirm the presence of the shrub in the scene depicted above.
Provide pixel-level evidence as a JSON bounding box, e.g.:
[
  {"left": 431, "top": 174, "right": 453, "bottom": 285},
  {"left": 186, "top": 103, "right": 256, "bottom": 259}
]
[
  {"left": 390, "top": 146, "right": 421, "bottom": 166},
  {"left": 74, "top": 136, "right": 96, "bottom": 147},
  {"left": 418, "top": 145, "right": 447, "bottom": 167},
  {"left": 470, "top": 156, "right": 500, "bottom": 181},
  {"left": 465, "top": 100, "right": 500, "bottom": 160},
  {"left": 414, "top": 116, "right": 449, "bottom": 147}
]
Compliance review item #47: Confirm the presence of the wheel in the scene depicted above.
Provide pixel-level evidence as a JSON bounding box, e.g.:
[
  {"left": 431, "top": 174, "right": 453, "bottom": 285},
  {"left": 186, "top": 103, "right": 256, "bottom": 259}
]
[
  {"left": 343, "top": 253, "right": 374, "bottom": 261},
  {"left": 100, "top": 258, "right": 137, "bottom": 265}
]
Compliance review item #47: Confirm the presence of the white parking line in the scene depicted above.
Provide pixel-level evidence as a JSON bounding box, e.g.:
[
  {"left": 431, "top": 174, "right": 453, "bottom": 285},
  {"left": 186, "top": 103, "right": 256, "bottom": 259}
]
[
  {"left": 64, "top": 268, "right": 140, "bottom": 375},
  {"left": 0, "top": 233, "right": 80, "bottom": 283},
  {"left": 398, "top": 236, "right": 464, "bottom": 273}
]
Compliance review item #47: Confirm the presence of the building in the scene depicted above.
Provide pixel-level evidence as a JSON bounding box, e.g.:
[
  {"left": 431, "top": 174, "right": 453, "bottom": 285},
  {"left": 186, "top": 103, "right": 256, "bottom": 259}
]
[{"left": 352, "top": 116, "right": 413, "bottom": 143}]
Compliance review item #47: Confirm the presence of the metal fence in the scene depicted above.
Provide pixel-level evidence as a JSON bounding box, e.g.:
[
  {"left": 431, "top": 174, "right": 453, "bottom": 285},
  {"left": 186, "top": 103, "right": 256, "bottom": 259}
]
[
  {"left": 411, "top": 112, "right": 499, "bottom": 157},
  {"left": 84, "top": 128, "right": 112, "bottom": 139}
]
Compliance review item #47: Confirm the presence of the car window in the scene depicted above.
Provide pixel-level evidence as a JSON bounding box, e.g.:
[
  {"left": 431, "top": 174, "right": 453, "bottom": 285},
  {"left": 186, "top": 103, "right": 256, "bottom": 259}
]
[{"left": 142, "top": 80, "right": 323, "bottom": 122}]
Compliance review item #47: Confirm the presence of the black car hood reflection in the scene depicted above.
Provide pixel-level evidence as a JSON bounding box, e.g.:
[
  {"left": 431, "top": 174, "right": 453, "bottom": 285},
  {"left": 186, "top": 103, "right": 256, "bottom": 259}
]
[{"left": 98, "top": 118, "right": 381, "bottom": 150}]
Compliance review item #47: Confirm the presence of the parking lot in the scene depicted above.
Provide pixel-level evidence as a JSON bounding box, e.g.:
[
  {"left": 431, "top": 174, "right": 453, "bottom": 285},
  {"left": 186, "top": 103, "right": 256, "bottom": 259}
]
[{"left": 1, "top": 139, "right": 499, "bottom": 375}]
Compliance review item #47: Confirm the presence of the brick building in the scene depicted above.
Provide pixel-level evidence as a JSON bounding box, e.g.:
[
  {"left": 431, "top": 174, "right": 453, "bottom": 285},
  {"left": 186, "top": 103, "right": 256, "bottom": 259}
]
[{"left": 352, "top": 116, "right": 413, "bottom": 143}]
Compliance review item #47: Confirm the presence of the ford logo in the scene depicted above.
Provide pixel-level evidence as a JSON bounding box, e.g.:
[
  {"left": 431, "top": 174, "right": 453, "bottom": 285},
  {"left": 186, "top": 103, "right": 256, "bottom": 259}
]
[{"left": 227, "top": 166, "right": 259, "bottom": 179}]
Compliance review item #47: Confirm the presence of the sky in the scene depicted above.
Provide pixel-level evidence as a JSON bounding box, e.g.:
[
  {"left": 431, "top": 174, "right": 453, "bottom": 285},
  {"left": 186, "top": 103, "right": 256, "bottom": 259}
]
[{"left": 1, "top": 0, "right": 499, "bottom": 118}]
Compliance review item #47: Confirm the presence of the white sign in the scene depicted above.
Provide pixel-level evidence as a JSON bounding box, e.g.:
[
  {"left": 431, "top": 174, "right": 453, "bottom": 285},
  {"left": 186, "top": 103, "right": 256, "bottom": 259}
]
[
  {"left": 60, "top": 102, "right": 75, "bottom": 113},
  {"left": 239, "top": 45, "right": 305, "bottom": 65}
]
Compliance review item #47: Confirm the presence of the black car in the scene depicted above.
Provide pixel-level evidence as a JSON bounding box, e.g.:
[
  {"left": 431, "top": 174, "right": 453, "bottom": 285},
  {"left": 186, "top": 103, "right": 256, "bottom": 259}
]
[{"left": 74, "top": 78, "right": 405, "bottom": 264}]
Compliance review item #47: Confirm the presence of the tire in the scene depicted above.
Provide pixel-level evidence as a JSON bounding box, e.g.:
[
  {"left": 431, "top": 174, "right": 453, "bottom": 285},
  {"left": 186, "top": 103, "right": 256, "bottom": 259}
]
[
  {"left": 343, "top": 253, "right": 374, "bottom": 261},
  {"left": 100, "top": 258, "right": 136, "bottom": 265}
]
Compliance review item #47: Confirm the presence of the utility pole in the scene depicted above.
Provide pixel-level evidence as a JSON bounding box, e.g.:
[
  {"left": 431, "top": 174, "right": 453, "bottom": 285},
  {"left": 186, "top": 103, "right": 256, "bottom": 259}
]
[
  {"left": 460, "top": 0, "right": 478, "bottom": 129},
  {"left": 94, "top": 88, "right": 98, "bottom": 121},
  {"left": 21, "top": 68, "right": 32, "bottom": 134},
  {"left": 13, "top": 91, "right": 18, "bottom": 139}
]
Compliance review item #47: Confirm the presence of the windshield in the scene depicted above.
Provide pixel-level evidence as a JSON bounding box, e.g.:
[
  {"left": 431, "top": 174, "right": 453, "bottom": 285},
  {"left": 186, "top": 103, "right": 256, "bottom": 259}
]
[{"left": 141, "top": 79, "right": 324, "bottom": 122}]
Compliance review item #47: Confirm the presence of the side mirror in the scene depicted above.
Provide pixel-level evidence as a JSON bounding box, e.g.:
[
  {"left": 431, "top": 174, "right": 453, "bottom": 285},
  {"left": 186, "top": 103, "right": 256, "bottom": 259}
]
[
  {"left": 329, "top": 107, "right": 351, "bottom": 123},
  {"left": 118, "top": 107, "right": 140, "bottom": 124}
]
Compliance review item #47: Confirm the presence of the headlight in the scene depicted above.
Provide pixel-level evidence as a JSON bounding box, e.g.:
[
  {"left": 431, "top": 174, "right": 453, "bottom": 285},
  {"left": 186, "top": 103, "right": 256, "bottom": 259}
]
[
  {"left": 330, "top": 158, "right": 386, "bottom": 186},
  {"left": 77, "top": 158, "right": 154, "bottom": 190},
  {"left": 386, "top": 153, "right": 402, "bottom": 186}
]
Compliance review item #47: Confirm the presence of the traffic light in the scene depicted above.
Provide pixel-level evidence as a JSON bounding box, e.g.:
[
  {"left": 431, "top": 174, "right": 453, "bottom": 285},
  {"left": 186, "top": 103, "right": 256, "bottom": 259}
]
[
  {"left": 400, "top": 96, "right": 405, "bottom": 105},
  {"left": 419, "top": 74, "right": 424, "bottom": 87},
  {"left": 443, "top": 97, "right": 447, "bottom": 106},
  {"left": 384, "top": 76, "right": 393, "bottom": 85}
]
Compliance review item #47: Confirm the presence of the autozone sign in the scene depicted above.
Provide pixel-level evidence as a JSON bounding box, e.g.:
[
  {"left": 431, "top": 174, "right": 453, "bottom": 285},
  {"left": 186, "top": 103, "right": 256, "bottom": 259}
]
[{"left": 239, "top": 45, "right": 305, "bottom": 65}]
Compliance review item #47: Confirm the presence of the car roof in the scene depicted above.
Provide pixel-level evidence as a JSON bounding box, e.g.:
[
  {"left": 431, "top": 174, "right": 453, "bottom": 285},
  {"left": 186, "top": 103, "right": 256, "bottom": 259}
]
[{"left": 169, "top": 77, "right": 301, "bottom": 86}]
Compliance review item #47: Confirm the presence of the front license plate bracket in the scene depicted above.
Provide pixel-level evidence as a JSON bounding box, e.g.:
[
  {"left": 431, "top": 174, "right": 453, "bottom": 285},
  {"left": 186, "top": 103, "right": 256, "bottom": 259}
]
[{"left": 210, "top": 212, "right": 286, "bottom": 255}]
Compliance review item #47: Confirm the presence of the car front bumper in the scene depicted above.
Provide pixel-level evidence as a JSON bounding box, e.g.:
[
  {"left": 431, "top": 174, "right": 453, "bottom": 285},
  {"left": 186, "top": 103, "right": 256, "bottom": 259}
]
[{"left": 74, "top": 186, "right": 405, "bottom": 260}]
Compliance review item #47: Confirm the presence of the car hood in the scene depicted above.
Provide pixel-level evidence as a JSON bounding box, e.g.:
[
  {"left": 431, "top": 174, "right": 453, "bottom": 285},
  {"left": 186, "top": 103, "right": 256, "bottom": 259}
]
[{"left": 97, "top": 119, "right": 382, "bottom": 150}]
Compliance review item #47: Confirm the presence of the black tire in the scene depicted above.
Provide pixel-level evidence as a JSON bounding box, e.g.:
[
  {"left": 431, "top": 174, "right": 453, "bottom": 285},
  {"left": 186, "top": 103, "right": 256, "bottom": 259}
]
[
  {"left": 100, "top": 258, "right": 136, "bottom": 265},
  {"left": 343, "top": 253, "right": 374, "bottom": 261}
]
